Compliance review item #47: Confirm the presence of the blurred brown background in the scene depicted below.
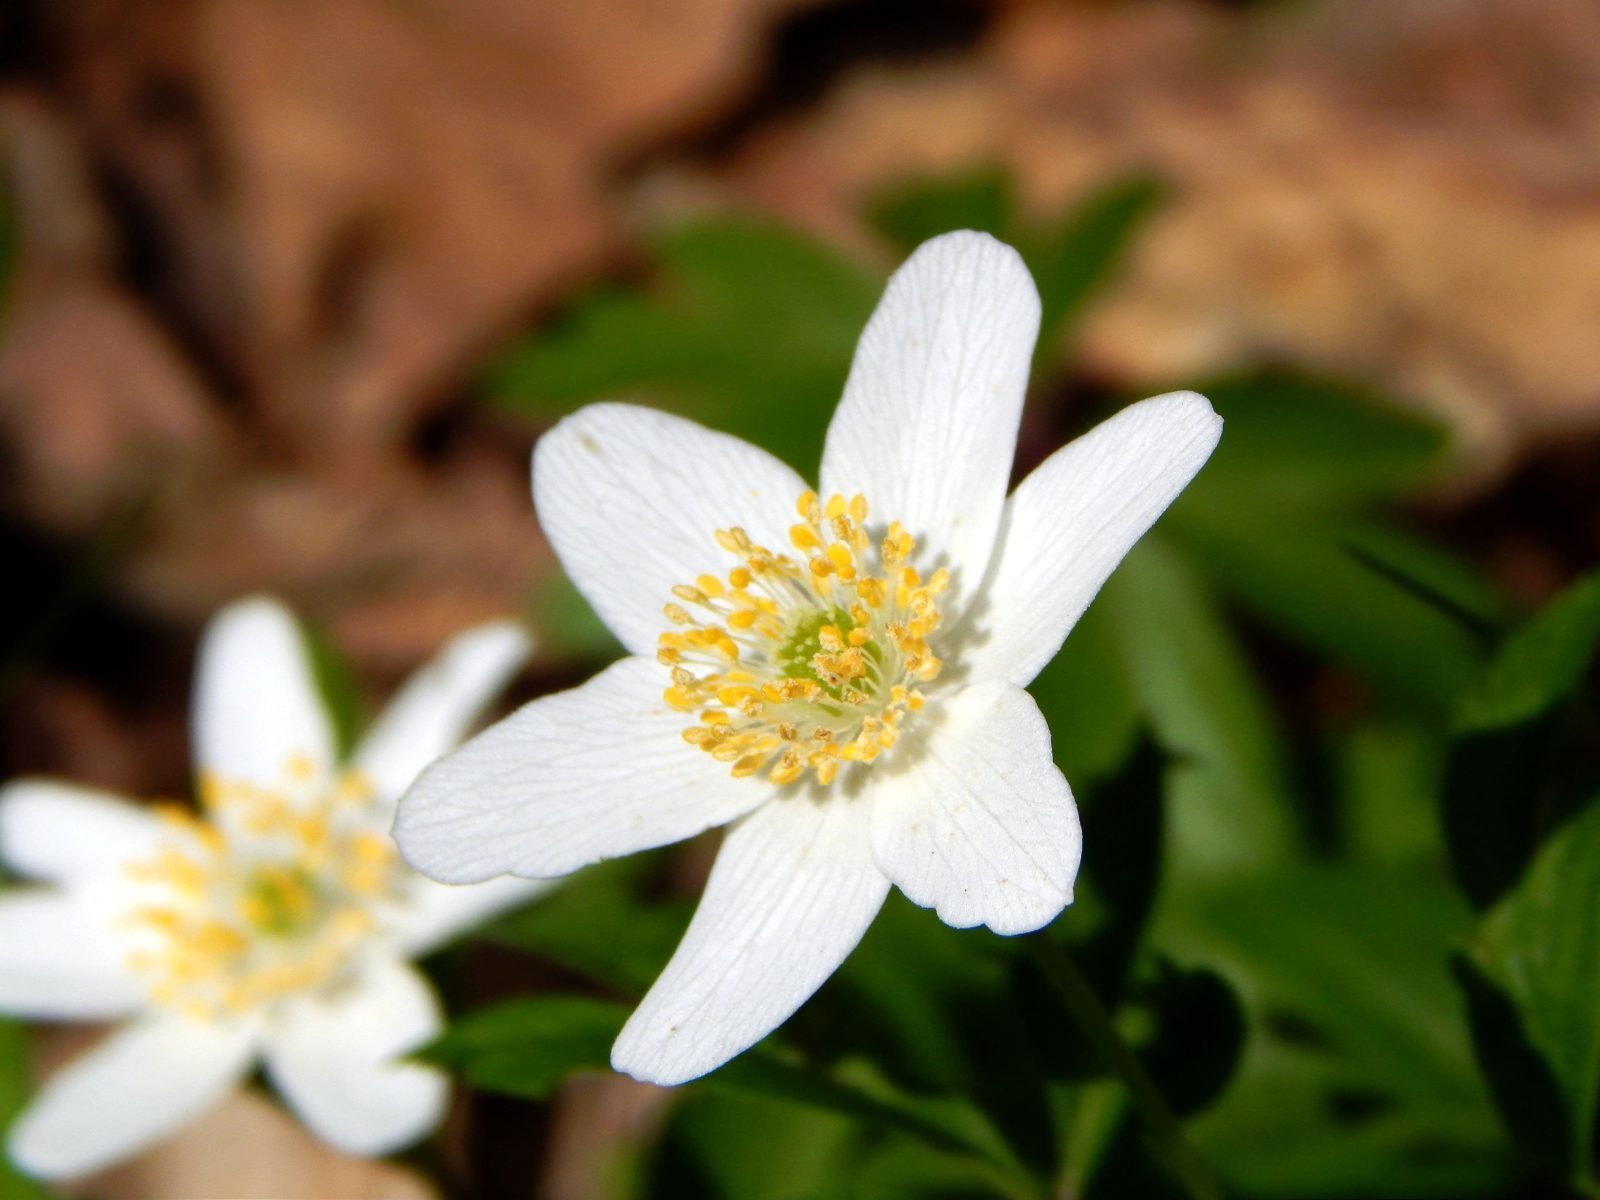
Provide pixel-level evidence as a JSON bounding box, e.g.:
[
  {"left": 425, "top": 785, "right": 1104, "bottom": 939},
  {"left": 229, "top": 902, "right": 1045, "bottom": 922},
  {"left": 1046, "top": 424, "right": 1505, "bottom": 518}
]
[{"left": 4, "top": 1, "right": 1600, "bottom": 1194}]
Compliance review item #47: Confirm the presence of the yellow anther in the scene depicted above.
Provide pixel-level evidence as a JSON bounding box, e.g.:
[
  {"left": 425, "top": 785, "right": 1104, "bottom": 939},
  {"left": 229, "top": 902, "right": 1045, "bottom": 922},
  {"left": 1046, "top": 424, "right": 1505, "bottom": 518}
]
[
  {"left": 668, "top": 488, "right": 945, "bottom": 790},
  {"left": 197, "top": 772, "right": 225, "bottom": 811},
  {"left": 285, "top": 753, "right": 316, "bottom": 783},
  {"left": 333, "top": 771, "right": 374, "bottom": 805},
  {"left": 769, "top": 752, "right": 804, "bottom": 785}
]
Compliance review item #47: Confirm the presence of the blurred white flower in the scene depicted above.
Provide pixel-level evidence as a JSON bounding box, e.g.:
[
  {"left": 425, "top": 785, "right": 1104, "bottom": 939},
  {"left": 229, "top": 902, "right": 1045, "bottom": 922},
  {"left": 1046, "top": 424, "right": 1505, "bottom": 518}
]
[
  {"left": 394, "top": 230, "right": 1222, "bottom": 1086},
  {"left": 0, "top": 597, "right": 542, "bottom": 1179}
]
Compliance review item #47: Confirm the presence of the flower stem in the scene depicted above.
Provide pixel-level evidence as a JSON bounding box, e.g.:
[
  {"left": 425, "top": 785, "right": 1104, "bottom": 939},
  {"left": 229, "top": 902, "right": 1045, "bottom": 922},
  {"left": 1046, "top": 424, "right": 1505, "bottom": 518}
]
[{"left": 1026, "top": 937, "right": 1223, "bottom": 1200}]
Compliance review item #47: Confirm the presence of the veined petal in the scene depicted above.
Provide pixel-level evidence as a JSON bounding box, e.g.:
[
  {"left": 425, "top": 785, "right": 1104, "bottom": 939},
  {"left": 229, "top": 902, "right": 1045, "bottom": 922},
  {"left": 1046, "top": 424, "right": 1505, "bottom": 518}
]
[
  {"left": 264, "top": 957, "right": 446, "bottom": 1157},
  {"left": 192, "top": 597, "right": 336, "bottom": 799},
  {"left": 0, "top": 779, "right": 166, "bottom": 884},
  {"left": 870, "top": 680, "right": 1080, "bottom": 936},
  {"left": 393, "top": 656, "right": 769, "bottom": 884},
  {"left": 389, "top": 874, "right": 553, "bottom": 958},
  {"left": 353, "top": 620, "right": 531, "bottom": 808},
  {"left": 962, "top": 391, "right": 1222, "bottom": 687},
  {"left": 0, "top": 891, "right": 146, "bottom": 1019},
  {"left": 819, "top": 231, "right": 1039, "bottom": 609},
  {"left": 533, "top": 403, "right": 809, "bottom": 657},
  {"left": 8, "top": 1014, "right": 257, "bottom": 1179},
  {"left": 611, "top": 795, "right": 889, "bottom": 1086}
]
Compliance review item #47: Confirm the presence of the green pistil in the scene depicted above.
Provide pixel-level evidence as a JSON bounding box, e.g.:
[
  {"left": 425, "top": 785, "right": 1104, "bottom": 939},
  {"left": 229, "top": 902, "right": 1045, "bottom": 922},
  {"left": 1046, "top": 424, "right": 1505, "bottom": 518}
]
[
  {"left": 240, "top": 864, "right": 320, "bottom": 938},
  {"left": 777, "top": 607, "right": 857, "bottom": 696}
]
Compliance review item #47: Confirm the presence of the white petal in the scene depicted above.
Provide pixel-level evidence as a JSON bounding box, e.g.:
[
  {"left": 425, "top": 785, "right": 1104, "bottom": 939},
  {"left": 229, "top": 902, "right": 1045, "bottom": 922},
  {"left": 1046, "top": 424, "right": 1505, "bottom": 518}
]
[
  {"left": 389, "top": 874, "right": 553, "bottom": 958},
  {"left": 533, "top": 403, "right": 810, "bottom": 657},
  {"left": 962, "top": 391, "right": 1222, "bottom": 687},
  {"left": 264, "top": 957, "right": 446, "bottom": 1156},
  {"left": 870, "top": 680, "right": 1081, "bottom": 935},
  {"left": 0, "top": 779, "right": 165, "bottom": 884},
  {"left": 353, "top": 621, "right": 531, "bottom": 807},
  {"left": 8, "top": 1015, "right": 257, "bottom": 1179},
  {"left": 611, "top": 795, "right": 890, "bottom": 1086},
  {"left": 0, "top": 891, "right": 145, "bottom": 1019},
  {"left": 192, "top": 597, "right": 336, "bottom": 796},
  {"left": 819, "top": 231, "right": 1040, "bottom": 607},
  {"left": 393, "top": 656, "right": 769, "bottom": 884}
]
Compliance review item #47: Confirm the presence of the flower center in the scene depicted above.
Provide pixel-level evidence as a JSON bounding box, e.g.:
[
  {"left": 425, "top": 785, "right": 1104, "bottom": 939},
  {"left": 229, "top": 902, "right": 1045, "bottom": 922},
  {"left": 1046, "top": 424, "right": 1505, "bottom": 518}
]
[
  {"left": 119, "top": 761, "right": 404, "bottom": 1021},
  {"left": 660, "top": 490, "right": 947, "bottom": 787}
]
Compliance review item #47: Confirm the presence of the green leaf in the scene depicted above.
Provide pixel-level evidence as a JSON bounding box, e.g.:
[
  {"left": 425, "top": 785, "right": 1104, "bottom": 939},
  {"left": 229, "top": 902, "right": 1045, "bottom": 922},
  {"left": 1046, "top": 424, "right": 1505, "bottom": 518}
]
[
  {"left": 1024, "top": 174, "right": 1166, "bottom": 355},
  {"left": 867, "top": 166, "right": 1015, "bottom": 250},
  {"left": 645, "top": 1087, "right": 860, "bottom": 1200},
  {"left": 1338, "top": 721, "right": 1448, "bottom": 865},
  {"left": 708, "top": 1053, "right": 1022, "bottom": 1176},
  {"left": 1464, "top": 795, "right": 1600, "bottom": 1187},
  {"left": 1066, "top": 736, "right": 1168, "bottom": 998},
  {"left": 1444, "top": 570, "right": 1600, "bottom": 909},
  {"left": 533, "top": 569, "right": 624, "bottom": 667},
  {"left": 1183, "top": 370, "right": 1449, "bottom": 509},
  {"left": 1028, "top": 594, "right": 1141, "bottom": 784},
  {"left": 301, "top": 620, "right": 366, "bottom": 760},
  {"left": 478, "top": 856, "right": 691, "bottom": 993},
  {"left": 417, "top": 994, "right": 625, "bottom": 1099},
  {"left": 867, "top": 169, "right": 1164, "bottom": 368},
  {"left": 488, "top": 219, "right": 879, "bottom": 473},
  {"left": 1169, "top": 507, "right": 1487, "bottom": 711},
  {"left": 648, "top": 1084, "right": 1020, "bottom": 1200},
  {"left": 797, "top": 894, "right": 1057, "bottom": 1180},
  {"left": 1457, "top": 570, "right": 1600, "bottom": 733},
  {"left": 1096, "top": 538, "right": 1300, "bottom": 879},
  {"left": 1160, "top": 370, "right": 1492, "bottom": 712},
  {"left": 1164, "top": 866, "right": 1508, "bottom": 1198},
  {"left": 1135, "top": 961, "right": 1247, "bottom": 1119},
  {"left": 429, "top": 989, "right": 1026, "bottom": 1184},
  {"left": 0, "top": 1021, "right": 47, "bottom": 1200}
]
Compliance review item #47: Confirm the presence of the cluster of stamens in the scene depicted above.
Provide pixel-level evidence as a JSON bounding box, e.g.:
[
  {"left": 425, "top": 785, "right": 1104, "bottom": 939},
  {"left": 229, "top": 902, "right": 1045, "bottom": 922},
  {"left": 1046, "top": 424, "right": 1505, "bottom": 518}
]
[
  {"left": 119, "top": 758, "right": 404, "bottom": 1021},
  {"left": 660, "top": 490, "right": 947, "bottom": 787}
]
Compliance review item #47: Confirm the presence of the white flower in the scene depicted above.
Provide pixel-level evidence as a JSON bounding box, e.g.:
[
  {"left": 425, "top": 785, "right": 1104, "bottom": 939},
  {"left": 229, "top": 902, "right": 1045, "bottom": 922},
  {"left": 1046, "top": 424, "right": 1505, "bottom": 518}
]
[
  {"left": 0, "top": 597, "right": 544, "bottom": 1179},
  {"left": 394, "top": 230, "right": 1222, "bottom": 1087}
]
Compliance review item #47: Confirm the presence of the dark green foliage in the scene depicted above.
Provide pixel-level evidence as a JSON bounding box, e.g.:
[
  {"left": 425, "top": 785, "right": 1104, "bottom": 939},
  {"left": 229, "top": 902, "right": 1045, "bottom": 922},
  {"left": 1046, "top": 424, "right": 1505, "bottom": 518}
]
[
  {"left": 1445, "top": 571, "right": 1600, "bottom": 909},
  {"left": 1459, "top": 796, "right": 1600, "bottom": 1190},
  {"left": 487, "top": 220, "right": 877, "bottom": 473}
]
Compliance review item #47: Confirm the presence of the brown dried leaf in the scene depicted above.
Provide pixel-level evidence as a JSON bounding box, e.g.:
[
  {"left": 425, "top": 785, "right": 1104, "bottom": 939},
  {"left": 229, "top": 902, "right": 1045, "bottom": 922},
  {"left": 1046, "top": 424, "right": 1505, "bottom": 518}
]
[{"left": 688, "top": 0, "right": 1600, "bottom": 473}]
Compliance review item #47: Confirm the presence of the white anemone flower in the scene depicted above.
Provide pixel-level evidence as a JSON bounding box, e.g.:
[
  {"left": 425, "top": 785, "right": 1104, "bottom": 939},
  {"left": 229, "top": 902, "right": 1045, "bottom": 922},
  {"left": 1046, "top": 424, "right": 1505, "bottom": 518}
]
[
  {"left": 0, "top": 597, "right": 545, "bottom": 1179},
  {"left": 394, "top": 230, "right": 1223, "bottom": 1087}
]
